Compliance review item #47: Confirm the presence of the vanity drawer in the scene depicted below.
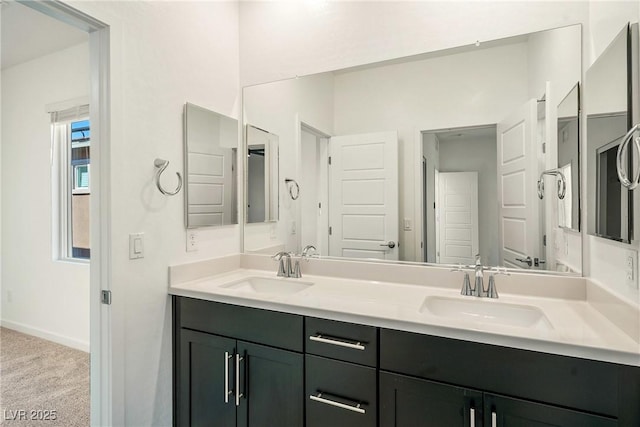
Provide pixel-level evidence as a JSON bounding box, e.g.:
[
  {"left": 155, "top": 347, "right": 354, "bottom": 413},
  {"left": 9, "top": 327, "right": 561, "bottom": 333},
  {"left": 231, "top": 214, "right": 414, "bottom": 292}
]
[
  {"left": 380, "top": 328, "right": 619, "bottom": 417},
  {"left": 176, "top": 297, "right": 303, "bottom": 352},
  {"left": 306, "top": 355, "right": 377, "bottom": 427},
  {"left": 305, "top": 317, "right": 377, "bottom": 367}
]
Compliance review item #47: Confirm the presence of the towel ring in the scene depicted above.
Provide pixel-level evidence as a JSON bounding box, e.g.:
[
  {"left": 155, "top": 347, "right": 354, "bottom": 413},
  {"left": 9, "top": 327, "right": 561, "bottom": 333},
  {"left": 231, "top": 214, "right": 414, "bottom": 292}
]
[
  {"left": 154, "top": 158, "right": 183, "bottom": 196},
  {"left": 616, "top": 123, "right": 640, "bottom": 190},
  {"left": 285, "top": 178, "right": 300, "bottom": 200},
  {"left": 537, "top": 169, "right": 566, "bottom": 200}
]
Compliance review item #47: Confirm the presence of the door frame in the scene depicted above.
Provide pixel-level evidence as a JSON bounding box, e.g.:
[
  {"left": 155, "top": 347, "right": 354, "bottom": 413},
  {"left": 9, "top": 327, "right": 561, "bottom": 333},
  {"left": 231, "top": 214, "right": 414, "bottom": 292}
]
[
  {"left": 414, "top": 123, "right": 495, "bottom": 263},
  {"left": 17, "top": 1, "right": 115, "bottom": 425},
  {"left": 295, "top": 115, "right": 331, "bottom": 255}
]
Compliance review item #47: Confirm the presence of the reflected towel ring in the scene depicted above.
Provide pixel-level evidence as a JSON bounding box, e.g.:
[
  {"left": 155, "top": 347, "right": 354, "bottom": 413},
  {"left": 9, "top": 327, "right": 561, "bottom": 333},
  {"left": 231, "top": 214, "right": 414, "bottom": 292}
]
[
  {"left": 616, "top": 123, "right": 640, "bottom": 190},
  {"left": 285, "top": 178, "right": 300, "bottom": 200},
  {"left": 537, "top": 169, "right": 566, "bottom": 200},
  {"left": 154, "top": 158, "right": 183, "bottom": 196}
]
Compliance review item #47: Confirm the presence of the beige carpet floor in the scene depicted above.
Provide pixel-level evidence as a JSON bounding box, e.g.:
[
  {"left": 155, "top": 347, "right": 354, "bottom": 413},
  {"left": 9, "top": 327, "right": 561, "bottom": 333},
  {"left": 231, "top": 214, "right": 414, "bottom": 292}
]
[{"left": 0, "top": 327, "right": 89, "bottom": 426}]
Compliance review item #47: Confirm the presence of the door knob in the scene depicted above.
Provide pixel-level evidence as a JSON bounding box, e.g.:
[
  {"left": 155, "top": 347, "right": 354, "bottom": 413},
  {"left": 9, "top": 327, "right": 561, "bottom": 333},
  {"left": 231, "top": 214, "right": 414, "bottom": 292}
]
[
  {"left": 379, "top": 241, "right": 396, "bottom": 249},
  {"left": 515, "top": 256, "right": 532, "bottom": 266}
]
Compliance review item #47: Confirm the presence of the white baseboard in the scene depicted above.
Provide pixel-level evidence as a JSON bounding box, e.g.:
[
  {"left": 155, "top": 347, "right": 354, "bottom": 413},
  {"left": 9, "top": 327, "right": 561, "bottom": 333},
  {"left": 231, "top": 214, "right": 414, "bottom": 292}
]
[{"left": 0, "top": 319, "right": 90, "bottom": 353}]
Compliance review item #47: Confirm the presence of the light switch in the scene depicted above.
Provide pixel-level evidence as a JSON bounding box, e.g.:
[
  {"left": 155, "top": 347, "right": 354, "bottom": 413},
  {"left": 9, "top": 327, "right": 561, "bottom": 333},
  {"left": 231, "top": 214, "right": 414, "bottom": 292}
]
[{"left": 129, "top": 233, "right": 144, "bottom": 259}]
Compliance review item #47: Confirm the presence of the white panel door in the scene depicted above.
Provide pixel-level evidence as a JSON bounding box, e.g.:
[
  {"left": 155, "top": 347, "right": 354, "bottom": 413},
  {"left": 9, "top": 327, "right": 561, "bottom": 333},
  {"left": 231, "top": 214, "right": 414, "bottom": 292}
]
[
  {"left": 437, "top": 172, "right": 479, "bottom": 265},
  {"left": 497, "top": 99, "right": 539, "bottom": 269},
  {"left": 187, "top": 115, "right": 234, "bottom": 227},
  {"left": 329, "top": 131, "right": 399, "bottom": 260}
]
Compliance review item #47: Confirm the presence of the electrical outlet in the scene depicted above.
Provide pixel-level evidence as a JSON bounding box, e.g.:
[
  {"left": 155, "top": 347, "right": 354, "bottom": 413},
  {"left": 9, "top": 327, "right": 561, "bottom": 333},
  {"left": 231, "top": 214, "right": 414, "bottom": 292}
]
[
  {"left": 625, "top": 250, "right": 638, "bottom": 289},
  {"left": 291, "top": 221, "right": 297, "bottom": 235},
  {"left": 403, "top": 218, "right": 412, "bottom": 231},
  {"left": 186, "top": 230, "right": 198, "bottom": 252}
]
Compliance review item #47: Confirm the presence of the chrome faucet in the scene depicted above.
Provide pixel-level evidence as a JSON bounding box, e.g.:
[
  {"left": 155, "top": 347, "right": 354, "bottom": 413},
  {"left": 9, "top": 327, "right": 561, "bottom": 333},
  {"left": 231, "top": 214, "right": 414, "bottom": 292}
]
[
  {"left": 301, "top": 245, "right": 317, "bottom": 257},
  {"left": 273, "top": 246, "right": 317, "bottom": 278},
  {"left": 452, "top": 255, "right": 503, "bottom": 299}
]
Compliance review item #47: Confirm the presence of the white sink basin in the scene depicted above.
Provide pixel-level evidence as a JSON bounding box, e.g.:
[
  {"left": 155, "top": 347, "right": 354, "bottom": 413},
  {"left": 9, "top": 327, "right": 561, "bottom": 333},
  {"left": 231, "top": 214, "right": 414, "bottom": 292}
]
[
  {"left": 420, "top": 296, "right": 553, "bottom": 330},
  {"left": 221, "top": 276, "right": 314, "bottom": 295}
]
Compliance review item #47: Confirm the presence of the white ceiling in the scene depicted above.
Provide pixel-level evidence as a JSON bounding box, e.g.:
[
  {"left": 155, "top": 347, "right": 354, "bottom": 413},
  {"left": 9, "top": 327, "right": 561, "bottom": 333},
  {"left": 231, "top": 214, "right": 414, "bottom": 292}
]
[
  {"left": 1, "top": 0, "right": 88, "bottom": 70},
  {"left": 435, "top": 125, "right": 497, "bottom": 143}
]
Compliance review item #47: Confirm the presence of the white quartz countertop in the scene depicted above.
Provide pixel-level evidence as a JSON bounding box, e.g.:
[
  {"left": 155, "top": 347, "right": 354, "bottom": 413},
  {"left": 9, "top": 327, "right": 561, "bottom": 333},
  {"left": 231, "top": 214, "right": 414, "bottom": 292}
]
[{"left": 169, "top": 266, "right": 640, "bottom": 367}]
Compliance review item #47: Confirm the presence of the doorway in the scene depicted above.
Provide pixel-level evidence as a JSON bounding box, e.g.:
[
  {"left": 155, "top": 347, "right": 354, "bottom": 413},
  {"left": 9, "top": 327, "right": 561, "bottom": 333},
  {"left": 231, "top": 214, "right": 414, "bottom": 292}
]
[
  {"left": 419, "top": 125, "right": 498, "bottom": 266},
  {"left": 1, "top": 1, "right": 110, "bottom": 424}
]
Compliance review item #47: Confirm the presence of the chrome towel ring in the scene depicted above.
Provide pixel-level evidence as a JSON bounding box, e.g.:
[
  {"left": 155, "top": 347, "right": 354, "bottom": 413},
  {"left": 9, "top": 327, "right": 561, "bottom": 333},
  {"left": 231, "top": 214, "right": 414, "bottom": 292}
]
[
  {"left": 154, "top": 158, "right": 183, "bottom": 196},
  {"left": 537, "top": 169, "right": 566, "bottom": 200},
  {"left": 285, "top": 178, "right": 300, "bottom": 200},
  {"left": 616, "top": 123, "right": 640, "bottom": 190}
]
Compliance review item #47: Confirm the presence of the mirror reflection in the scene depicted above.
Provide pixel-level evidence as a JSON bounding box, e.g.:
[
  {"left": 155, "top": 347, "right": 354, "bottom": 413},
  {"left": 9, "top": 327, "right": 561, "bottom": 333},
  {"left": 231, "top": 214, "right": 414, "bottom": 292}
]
[
  {"left": 556, "top": 84, "right": 580, "bottom": 231},
  {"left": 243, "top": 25, "right": 582, "bottom": 273},
  {"left": 246, "top": 125, "right": 279, "bottom": 223},
  {"left": 586, "top": 24, "right": 633, "bottom": 243},
  {"left": 183, "top": 103, "right": 238, "bottom": 228}
]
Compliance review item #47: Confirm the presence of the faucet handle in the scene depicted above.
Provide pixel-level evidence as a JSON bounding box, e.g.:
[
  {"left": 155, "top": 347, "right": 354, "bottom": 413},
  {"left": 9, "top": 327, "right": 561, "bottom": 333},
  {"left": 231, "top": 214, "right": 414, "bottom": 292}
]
[
  {"left": 460, "top": 273, "right": 473, "bottom": 296},
  {"left": 486, "top": 275, "right": 499, "bottom": 298}
]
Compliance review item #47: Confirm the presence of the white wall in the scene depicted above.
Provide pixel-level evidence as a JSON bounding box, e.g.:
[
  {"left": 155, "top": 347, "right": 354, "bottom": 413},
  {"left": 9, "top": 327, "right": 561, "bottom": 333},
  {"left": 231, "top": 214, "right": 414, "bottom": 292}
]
[
  {"left": 422, "top": 134, "right": 439, "bottom": 263},
  {"left": 239, "top": 1, "right": 588, "bottom": 86},
  {"left": 62, "top": 1, "right": 240, "bottom": 425},
  {"left": 1, "top": 42, "right": 90, "bottom": 350}
]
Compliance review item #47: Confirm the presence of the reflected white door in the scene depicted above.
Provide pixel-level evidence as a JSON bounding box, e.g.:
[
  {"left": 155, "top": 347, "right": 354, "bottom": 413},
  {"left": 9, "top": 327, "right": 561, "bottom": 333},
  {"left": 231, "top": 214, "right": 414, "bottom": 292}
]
[
  {"left": 329, "top": 131, "right": 399, "bottom": 260},
  {"left": 437, "top": 172, "right": 479, "bottom": 265},
  {"left": 497, "top": 99, "right": 539, "bottom": 268}
]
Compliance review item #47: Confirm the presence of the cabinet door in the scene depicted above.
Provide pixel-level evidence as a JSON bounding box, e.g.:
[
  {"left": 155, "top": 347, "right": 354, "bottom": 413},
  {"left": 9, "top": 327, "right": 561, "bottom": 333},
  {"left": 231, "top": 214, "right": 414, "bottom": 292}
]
[
  {"left": 485, "top": 394, "right": 618, "bottom": 427},
  {"left": 237, "top": 341, "right": 303, "bottom": 427},
  {"left": 179, "top": 329, "right": 236, "bottom": 427},
  {"left": 380, "top": 371, "right": 482, "bottom": 427}
]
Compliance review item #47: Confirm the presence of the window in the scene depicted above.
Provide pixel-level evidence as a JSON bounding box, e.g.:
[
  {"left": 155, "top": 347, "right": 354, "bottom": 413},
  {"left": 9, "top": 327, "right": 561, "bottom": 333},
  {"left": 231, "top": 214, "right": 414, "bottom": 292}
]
[{"left": 51, "top": 106, "right": 90, "bottom": 261}]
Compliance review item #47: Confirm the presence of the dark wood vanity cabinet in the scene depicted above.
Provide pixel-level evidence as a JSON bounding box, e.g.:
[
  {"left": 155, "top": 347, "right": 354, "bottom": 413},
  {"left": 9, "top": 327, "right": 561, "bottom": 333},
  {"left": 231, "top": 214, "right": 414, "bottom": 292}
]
[
  {"left": 174, "top": 297, "right": 304, "bottom": 427},
  {"left": 173, "top": 297, "right": 640, "bottom": 427},
  {"left": 380, "top": 329, "right": 638, "bottom": 427}
]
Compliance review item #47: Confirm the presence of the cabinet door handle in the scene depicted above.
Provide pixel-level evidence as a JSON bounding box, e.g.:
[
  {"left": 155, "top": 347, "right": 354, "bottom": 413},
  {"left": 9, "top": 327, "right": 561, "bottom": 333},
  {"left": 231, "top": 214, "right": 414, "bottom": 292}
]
[
  {"left": 309, "top": 334, "right": 365, "bottom": 350},
  {"left": 224, "top": 352, "right": 233, "bottom": 404},
  {"left": 309, "top": 392, "right": 365, "bottom": 414},
  {"left": 492, "top": 411, "right": 497, "bottom": 427},
  {"left": 470, "top": 407, "right": 475, "bottom": 427},
  {"left": 235, "top": 353, "right": 244, "bottom": 406}
]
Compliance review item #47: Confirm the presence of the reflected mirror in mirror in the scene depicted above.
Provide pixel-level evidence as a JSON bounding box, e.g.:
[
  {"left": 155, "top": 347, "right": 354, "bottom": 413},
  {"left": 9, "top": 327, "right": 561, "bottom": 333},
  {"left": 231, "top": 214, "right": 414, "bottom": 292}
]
[
  {"left": 243, "top": 24, "right": 582, "bottom": 274},
  {"left": 556, "top": 83, "right": 580, "bottom": 232},
  {"left": 246, "top": 125, "right": 279, "bottom": 224},
  {"left": 183, "top": 103, "right": 238, "bottom": 228},
  {"left": 586, "top": 25, "right": 633, "bottom": 243}
]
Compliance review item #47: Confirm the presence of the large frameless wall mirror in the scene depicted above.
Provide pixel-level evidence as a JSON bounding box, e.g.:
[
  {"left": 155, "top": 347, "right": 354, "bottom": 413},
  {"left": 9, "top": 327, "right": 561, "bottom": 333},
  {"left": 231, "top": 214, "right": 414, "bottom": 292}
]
[
  {"left": 183, "top": 103, "right": 238, "bottom": 228},
  {"left": 586, "top": 24, "right": 638, "bottom": 243},
  {"left": 556, "top": 83, "right": 580, "bottom": 232},
  {"left": 243, "top": 24, "right": 582, "bottom": 274}
]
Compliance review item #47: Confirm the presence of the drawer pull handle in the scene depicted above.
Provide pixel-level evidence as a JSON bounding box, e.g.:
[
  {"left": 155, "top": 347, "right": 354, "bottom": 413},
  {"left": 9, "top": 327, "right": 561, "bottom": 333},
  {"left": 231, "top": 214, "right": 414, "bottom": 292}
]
[
  {"left": 224, "top": 352, "right": 233, "bottom": 404},
  {"left": 470, "top": 407, "right": 475, "bottom": 427},
  {"left": 492, "top": 411, "right": 497, "bottom": 427},
  {"left": 309, "top": 334, "right": 365, "bottom": 350},
  {"left": 309, "top": 392, "right": 366, "bottom": 414}
]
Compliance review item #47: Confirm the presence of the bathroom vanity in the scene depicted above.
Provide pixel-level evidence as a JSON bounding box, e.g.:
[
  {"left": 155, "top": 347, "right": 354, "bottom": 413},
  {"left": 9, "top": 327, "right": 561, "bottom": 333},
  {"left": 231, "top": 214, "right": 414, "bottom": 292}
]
[{"left": 170, "top": 255, "right": 640, "bottom": 427}]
